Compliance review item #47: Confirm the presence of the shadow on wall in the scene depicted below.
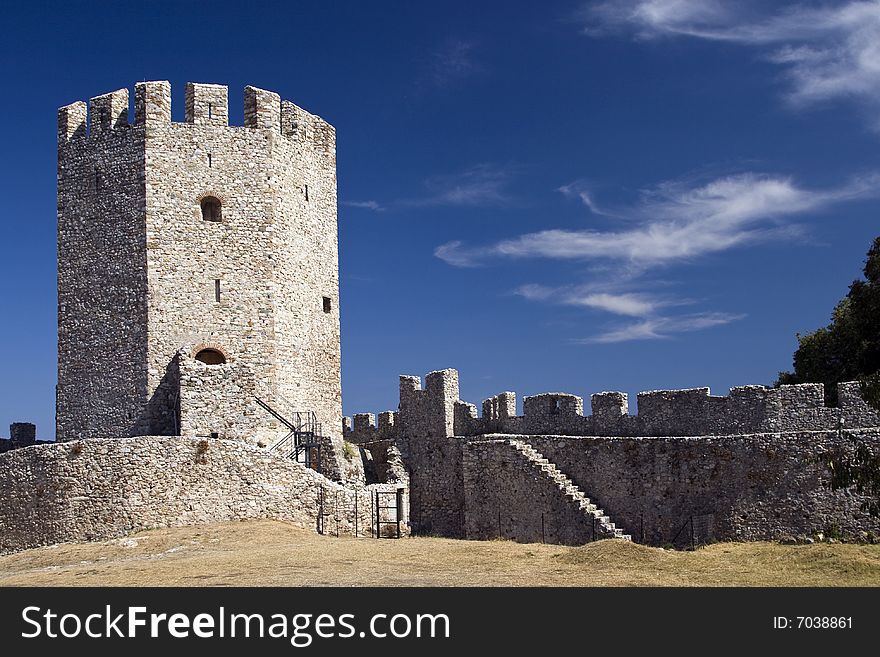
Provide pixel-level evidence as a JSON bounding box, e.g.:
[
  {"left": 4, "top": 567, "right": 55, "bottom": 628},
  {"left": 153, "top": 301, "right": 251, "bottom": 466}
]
[{"left": 138, "top": 355, "right": 180, "bottom": 436}]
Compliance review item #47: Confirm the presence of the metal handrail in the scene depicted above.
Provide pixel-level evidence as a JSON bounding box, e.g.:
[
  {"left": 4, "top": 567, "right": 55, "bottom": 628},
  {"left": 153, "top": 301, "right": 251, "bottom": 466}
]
[
  {"left": 671, "top": 515, "right": 696, "bottom": 550},
  {"left": 257, "top": 396, "right": 324, "bottom": 473}
]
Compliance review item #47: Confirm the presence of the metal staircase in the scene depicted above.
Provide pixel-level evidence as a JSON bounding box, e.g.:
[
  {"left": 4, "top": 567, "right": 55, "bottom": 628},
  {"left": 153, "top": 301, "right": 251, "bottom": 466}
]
[{"left": 255, "top": 396, "right": 324, "bottom": 473}]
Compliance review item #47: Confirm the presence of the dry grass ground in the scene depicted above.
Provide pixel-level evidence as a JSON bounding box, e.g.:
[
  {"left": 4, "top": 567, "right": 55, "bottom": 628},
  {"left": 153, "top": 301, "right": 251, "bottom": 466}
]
[{"left": 1, "top": 520, "right": 879, "bottom": 586}]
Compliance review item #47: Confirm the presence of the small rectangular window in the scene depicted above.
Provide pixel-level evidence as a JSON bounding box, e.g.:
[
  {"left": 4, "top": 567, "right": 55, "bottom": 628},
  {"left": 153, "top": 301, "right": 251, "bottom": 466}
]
[
  {"left": 322, "top": 296, "right": 331, "bottom": 313},
  {"left": 215, "top": 279, "right": 221, "bottom": 302},
  {"left": 210, "top": 432, "right": 219, "bottom": 440}
]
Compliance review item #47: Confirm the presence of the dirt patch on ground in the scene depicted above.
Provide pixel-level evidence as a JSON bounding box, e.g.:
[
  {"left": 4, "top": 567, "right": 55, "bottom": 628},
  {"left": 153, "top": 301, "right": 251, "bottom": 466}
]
[{"left": 1, "top": 520, "right": 879, "bottom": 587}]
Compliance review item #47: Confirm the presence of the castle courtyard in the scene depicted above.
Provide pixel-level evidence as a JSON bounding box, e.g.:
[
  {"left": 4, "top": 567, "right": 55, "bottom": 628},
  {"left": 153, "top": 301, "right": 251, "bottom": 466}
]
[{"left": 1, "top": 519, "right": 878, "bottom": 587}]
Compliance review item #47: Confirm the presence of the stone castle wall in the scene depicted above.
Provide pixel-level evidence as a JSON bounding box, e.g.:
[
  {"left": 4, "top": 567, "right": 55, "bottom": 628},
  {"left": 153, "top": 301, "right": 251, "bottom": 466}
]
[
  {"left": 463, "top": 439, "right": 626, "bottom": 545},
  {"left": 464, "top": 381, "right": 880, "bottom": 438},
  {"left": 271, "top": 95, "right": 342, "bottom": 458},
  {"left": 348, "top": 369, "right": 880, "bottom": 545},
  {"left": 141, "top": 81, "right": 281, "bottom": 443},
  {"left": 56, "top": 81, "right": 344, "bottom": 476},
  {"left": 346, "top": 377, "right": 880, "bottom": 443},
  {"left": 0, "top": 437, "right": 406, "bottom": 554},
  {"left": 499, "top": 429, "right": 880, "bottom": 544},
  {"left": 177, "top": 352, "right": 272, "bottom": 442},
  {"left": 57, "top": 91, "right": 149, "bottom": 441}
]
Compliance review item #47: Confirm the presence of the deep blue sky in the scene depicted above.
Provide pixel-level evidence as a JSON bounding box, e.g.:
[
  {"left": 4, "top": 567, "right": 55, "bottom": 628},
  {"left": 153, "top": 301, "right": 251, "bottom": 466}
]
[{"left": 1, "top": 0, "right": 878, "bottom": 438}]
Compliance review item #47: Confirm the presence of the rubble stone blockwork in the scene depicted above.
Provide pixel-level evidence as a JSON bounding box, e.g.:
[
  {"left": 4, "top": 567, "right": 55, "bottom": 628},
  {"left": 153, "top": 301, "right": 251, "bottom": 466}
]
[
  {"left": 347, "top": 370, "right": 880, "bottom": 546},
  {"left": 0, "top": 437, "right": 405, "bottom": 553},
  {"left": 56, "top": 82, "right": 343, "bottom": 475}
]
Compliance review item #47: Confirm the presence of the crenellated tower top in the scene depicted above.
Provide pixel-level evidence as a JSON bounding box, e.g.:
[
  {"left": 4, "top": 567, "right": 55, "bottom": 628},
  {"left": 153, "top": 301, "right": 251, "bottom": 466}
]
[{"left": 58, "top": 81, "right": 334, "bottom": 147}]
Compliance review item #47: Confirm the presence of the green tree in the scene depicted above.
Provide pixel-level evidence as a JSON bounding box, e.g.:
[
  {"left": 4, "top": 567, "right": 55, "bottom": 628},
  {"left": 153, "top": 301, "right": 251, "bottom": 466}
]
[
  {"left": 821, "top": 440, "right": 880, "bottom": 519},
  {"left": 776, "top": 236, "right": 880, "bottom": 409}
]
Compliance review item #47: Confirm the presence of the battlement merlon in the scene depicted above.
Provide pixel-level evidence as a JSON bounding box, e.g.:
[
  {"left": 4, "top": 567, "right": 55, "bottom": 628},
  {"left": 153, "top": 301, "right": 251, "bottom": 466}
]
[
  {"left": 244, "top": 85, "right": 281, "bottom": 132},
  {"left": 9, "top": 423, "right": 36, "bottom": 445},
  {"left": 592, "top": 391, "right": 629, "bottom": 419},
  {"left": 523, "top": 393, "right": 583, "bottom": 418},
  {"left": 89, "top": 88, "right": 129, "bottom": 134},
  {"left": 58, "top": 101, "right": 87, "bottom": 142},
  {"left": 185, "top": 82, "right": 228, "bottom": 126},
  {"left": 353, "top": 413, "right": 376, "bottom": 433},
  {"left": 398, "top": 370, "right": 460, "bottom": 439},
  {"left": 426, "top": 369, "right": 460, "bottom": 438},
  {"left": 482, "top": 392, "right": 516, "bottom": 421},
  {"left": 281, "top": 99, "right": 336, "bottom": 153},
  {"left": 135, "top": 81, "right": 171, "bottom": 126},
  {"left": 636, "top": 387, "right": 710, "bottom": 420},
  {"left": 838, "top": 381, "right": 880, "bottom": 425}
]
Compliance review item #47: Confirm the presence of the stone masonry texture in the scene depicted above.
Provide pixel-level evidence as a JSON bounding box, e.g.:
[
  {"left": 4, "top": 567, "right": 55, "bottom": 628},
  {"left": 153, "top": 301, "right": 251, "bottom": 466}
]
[
  {"left": 463, "top": 439, "right": 628, "bottom": 545},
  {"left": 56, "top": 82, "right": 344, "bottom": 477},
  {"left": 0, "top": 437, "right": 406, "bottom": 553},
  {"left": 348, "top": 369, "right": 880, "bottom": 546}
]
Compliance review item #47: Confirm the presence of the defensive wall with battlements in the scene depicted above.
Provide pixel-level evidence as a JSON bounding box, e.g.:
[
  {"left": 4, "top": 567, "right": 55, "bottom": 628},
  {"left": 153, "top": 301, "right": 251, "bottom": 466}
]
[{"left": 346, "top": 369, "right": 880, "bottom": 546}]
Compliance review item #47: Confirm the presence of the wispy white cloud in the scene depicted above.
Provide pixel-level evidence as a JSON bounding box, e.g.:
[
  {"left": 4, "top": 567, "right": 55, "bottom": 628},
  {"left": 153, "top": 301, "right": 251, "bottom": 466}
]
[
  {"left": 433, "top": 240, "right": 476, "bottom": 267},
  {"left": 557, "top": 180, "right": 616, "bottom": 216},
  {"left": 578, "top": 311, "right": 746, "bottom": 343},
  {"left": 514, "top": 282, "right": 727, "bottom": 342},
  {"left": 342, "top": 164, "right": 516, "bottom": 215},
  {"left": 342, "top": 200, "right": 385, "bottom": 212},
  {"left": 439, "top": 169, "right": 880, "bottom": 342},
  {"left": 581, "top": 0, "right": 880, "bottom": 127},
  {"left": 516, "top": 284, "right": 670, "bottom": 317},
  {"left": 429, "top": 39, "right": 484, "bottom": 87},
  {"left": 435, "top": 172, "right": 880, "bottom": 268},
  {"left": 400, "top": 164, "right": 515, "bottom": 208}
]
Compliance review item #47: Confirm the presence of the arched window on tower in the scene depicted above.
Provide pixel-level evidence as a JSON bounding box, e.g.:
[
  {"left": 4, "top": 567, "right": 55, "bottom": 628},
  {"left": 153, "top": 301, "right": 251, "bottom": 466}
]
[
  {"left": 200, "top": 196, "right": 222, "bottom": 222},
  {"left": 194, "top": 348, "right": 226, "bottom": 365}
]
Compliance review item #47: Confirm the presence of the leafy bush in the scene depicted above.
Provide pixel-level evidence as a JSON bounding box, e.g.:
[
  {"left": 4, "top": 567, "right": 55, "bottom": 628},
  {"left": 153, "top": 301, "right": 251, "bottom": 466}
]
[{"left": 776, "top": 236, "right": 880, "bottom": 410}]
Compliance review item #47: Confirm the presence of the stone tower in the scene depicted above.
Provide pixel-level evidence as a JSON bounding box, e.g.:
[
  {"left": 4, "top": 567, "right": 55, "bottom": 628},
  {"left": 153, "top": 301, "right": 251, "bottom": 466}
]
[{"left": 56, "top": 81, "right": 344, "bottom": 476}]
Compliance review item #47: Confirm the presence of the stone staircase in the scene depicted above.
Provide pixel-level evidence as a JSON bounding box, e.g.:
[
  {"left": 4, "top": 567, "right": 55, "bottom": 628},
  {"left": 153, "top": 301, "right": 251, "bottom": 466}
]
[{"left": 506, "top": 439, "right": 631, "bottom": 541}]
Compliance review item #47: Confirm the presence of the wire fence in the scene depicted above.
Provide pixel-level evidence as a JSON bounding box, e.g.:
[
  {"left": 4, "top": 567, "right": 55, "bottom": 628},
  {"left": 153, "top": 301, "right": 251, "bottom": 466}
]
[
  {"left": 669, "top": 513, "right": 715, "bottom": 550},
  {"left": 315, "top": 484, "right": 405, "bottom": 539}
]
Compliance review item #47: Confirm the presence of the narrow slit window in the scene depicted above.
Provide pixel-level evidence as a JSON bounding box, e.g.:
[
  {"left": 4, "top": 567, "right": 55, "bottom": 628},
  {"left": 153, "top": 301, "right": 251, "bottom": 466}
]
[
  {"left": 207, "top": 152, "right": 212, "bottom": 168},
  {"left": 322, "top": 296, "right": 331, "bottom": 313},
  {"left": 214, "top": 279, "right": 221, "bottom": 302},
  {"left": 208, "top": 103, "right": 213, "bottom": 119},
  {"left": 304, "top": 184, "right": 309, "bottom": 202}
]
